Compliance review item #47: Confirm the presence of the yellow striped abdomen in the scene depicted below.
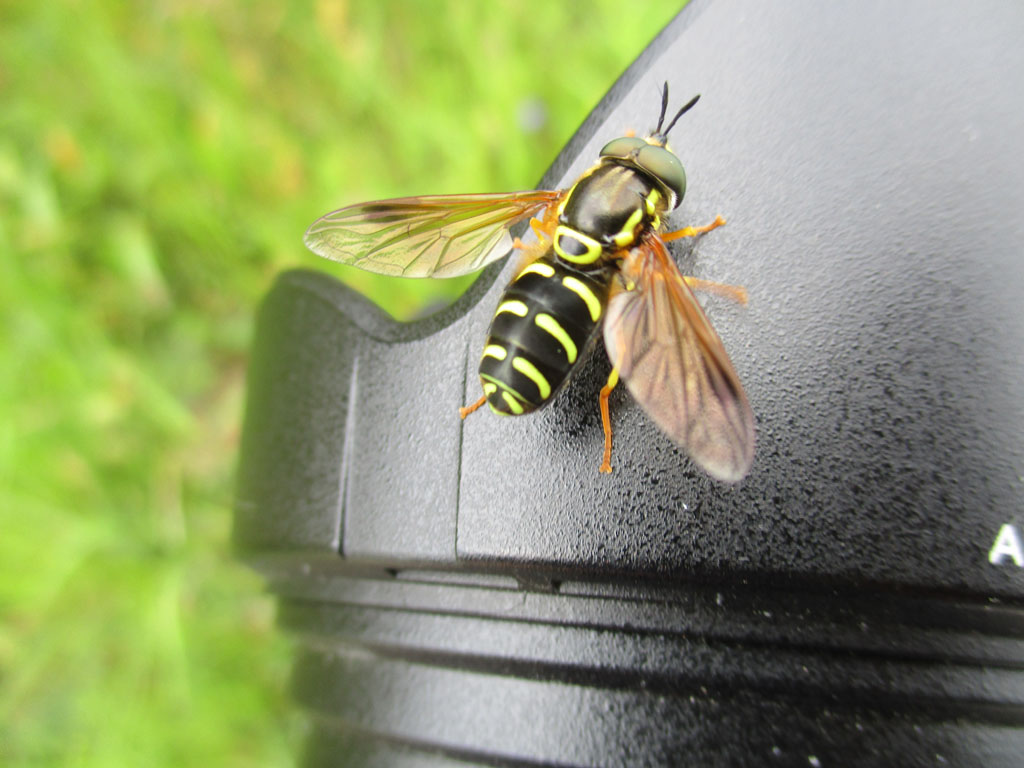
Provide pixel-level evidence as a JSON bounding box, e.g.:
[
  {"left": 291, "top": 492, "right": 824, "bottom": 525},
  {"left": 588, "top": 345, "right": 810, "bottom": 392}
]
[{"left": 478, "top": 248, "right": 614, "bottom": 416}]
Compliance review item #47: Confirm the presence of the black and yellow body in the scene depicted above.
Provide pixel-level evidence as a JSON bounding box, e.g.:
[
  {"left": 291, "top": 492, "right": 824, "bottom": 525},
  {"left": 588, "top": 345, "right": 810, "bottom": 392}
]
[
  {"left": 478, "top": 137, "right": 683, "bottom": 417},
  {"left": 551, "top": 162, "right": 669, "bottom": 267},
  {"left": 479, "top": 248, "right": 614, "bottom": 415},
  {"left": 304, "top": 85, "right": 756, "bottom": 482}
]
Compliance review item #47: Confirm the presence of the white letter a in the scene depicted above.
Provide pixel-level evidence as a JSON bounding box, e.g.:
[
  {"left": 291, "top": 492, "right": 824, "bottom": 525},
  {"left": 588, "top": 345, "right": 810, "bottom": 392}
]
[{"left": 989, "top": 524, "right": 1024, "bottom": 566}]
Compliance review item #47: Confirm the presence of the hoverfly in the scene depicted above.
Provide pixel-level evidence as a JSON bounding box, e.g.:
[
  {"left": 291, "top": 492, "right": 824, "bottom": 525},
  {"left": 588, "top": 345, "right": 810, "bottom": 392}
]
[{"left": 304, "top": 84, "right": 755, "bottom": 482}]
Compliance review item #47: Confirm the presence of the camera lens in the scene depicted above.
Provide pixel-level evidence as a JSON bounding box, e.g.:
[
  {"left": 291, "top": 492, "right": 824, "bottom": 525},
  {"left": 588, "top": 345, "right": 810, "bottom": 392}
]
[{"left": 236, "top": 3, "right": 1024, "bottom": 765}]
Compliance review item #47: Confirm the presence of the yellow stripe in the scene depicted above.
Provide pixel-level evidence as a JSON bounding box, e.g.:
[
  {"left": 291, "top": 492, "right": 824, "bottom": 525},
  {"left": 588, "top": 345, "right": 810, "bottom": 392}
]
[
  {"left": 481, "top": 373, "right": 527, "bottom": 403},
  {"left": 496, "top": 300, "right": 528, "bottom": 317},
  {"left": 501, "top": 391, "right": 524, "bottom": 414},
  {"left": 562, "top": 276, "right": 602, "bottom": 322},
  {"left": 512, "top": 356, "right": 551, "bottom": 399},
  {"left": 611, "top": 206, "right": 644, "bottom": 248},
  {"left": 557, "top": 176, "right": 584, "bottom": 217},
  {"left": 534, "top": 313, "right": 577, "bottom": 364},
  {"left": 483, "top": 382, "right": 497, "bottom": 395},
  {"left": 482, "top": 344, "right": 507, "bottom": 360},
  {"left": 517, "top": 261, "right": 555, "bottom": 279},
  {"left": 644, "top": 188, "right": 662, "bottom": 216},
  {"left": 554, "top": 226, "right": 602, "bottom": 265}
]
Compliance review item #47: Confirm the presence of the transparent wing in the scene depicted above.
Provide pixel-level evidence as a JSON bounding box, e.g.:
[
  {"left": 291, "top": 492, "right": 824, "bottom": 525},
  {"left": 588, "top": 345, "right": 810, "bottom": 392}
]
[
  {"left": 603, "top": 236, "right": 755, "bottom": 482},
  {"left": 303, "top": 190, "right": 563, "bottom": 279}
]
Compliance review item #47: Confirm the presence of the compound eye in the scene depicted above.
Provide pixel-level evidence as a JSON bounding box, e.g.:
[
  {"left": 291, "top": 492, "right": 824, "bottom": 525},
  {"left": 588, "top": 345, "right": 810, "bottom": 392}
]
[
  {"left": 636, "top": 145, "right": 686, "bottom": 207},
  {"left": 599, "top": 137, "right": 647, "bottom": 160}
]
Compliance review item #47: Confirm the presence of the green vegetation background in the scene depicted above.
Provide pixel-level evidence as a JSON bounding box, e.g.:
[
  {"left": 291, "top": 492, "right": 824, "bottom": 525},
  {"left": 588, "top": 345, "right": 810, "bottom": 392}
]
[{"left": 1, "top": 1, "right": 681, "bottom": 764}]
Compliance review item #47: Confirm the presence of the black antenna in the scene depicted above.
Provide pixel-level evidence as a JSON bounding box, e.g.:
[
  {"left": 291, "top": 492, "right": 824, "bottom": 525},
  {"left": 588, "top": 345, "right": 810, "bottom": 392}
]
[
  {"left": 661, "top": 93, "right": 701, "bottom": 138},
  {"left": 654, "top": 82, "right": 671, "bottom": 134}
]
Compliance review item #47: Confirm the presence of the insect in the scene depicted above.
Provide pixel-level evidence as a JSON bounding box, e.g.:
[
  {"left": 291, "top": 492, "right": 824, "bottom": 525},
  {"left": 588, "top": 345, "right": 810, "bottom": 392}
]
[{"left": 304, "top": 84, "right": 755, "bottom": 482}]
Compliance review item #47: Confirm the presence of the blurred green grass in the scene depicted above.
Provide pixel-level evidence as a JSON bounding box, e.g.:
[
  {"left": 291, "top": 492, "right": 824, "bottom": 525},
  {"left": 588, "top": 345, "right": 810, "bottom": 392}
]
[{"left": 0, "top": 0, "right": 681, "bottom": 764}]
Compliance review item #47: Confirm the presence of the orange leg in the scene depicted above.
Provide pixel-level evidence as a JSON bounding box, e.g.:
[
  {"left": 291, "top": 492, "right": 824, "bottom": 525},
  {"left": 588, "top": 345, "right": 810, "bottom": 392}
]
[
  {"left": 662, "top": 215, "right": 726, "bottom": 242},
  {"left": 512, "top": 200, "right": 560, "bottom": 275},
  {"left": 459, "top": 395, "right": 486, "bottom": 420},
  {"left": 664, "top": 215, "right": 746, "bottom": 305},
  {"left": 537, "top": 198, "right": 561, "bottom": 236},
  {"left": 530, "top": 218, "right": 551, "bottom": 243},
  {"left": 598, "top": 367, "right": 620, "bottom": 474},
  {"left": 683, "top": 276, "right": 748, "bottom": 305}
]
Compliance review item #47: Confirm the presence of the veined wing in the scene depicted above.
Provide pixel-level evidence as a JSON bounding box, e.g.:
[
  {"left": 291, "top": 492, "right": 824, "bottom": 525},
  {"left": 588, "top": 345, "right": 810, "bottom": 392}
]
[
  {"left": 603, "top": 235, "right": 755, "bottom": 482},
  {"left": 303, "top": 190, "right": 563, "bottom": 279}
]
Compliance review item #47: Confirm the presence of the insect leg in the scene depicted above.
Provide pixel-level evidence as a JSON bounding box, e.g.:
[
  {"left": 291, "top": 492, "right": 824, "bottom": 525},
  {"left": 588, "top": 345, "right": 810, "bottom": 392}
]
[
  {"left": 598, "top": 367, "right": 621, "bottom": 474},
  {"left": 661, "top": 215, "right": 726, "bottom": 242},
  {"left": 528, "top": 218, "right": 550, "bottom": 243},
  {"left": 512, "top": 200, "right": 560, "bottom": 276},
  {"left": 513, "top": 217, "right": 553, "bottom": 251},
  {"left": 459, "top": 395, "right": 487, "bottom": 419},
  {"left": 683, "top": 276, "right": 748, "bottom": 305}
]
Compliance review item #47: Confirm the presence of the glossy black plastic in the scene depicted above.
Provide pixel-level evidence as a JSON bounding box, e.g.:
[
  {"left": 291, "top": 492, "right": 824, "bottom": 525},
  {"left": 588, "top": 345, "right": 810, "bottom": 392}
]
[{"left": 236, "top": 1, "right": 1024, "bottom": 765}]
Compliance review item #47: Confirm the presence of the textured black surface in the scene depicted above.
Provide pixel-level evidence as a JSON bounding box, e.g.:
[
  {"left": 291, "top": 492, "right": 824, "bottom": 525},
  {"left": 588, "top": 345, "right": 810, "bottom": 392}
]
[{"left": 236, "top": 1, "right": 1024, "bottom": 765}]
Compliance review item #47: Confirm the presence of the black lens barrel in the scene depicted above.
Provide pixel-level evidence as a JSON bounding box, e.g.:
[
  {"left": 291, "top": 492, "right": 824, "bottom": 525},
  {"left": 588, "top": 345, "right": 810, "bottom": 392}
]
[{"left": 236, "top": 2, "right": 1024, "bottom": 765}]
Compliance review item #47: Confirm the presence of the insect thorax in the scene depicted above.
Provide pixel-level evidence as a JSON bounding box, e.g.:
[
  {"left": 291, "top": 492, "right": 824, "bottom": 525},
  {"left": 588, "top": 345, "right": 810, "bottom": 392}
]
[{"left": 553, "top": 161, "right": 668, "bottom": 267}]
